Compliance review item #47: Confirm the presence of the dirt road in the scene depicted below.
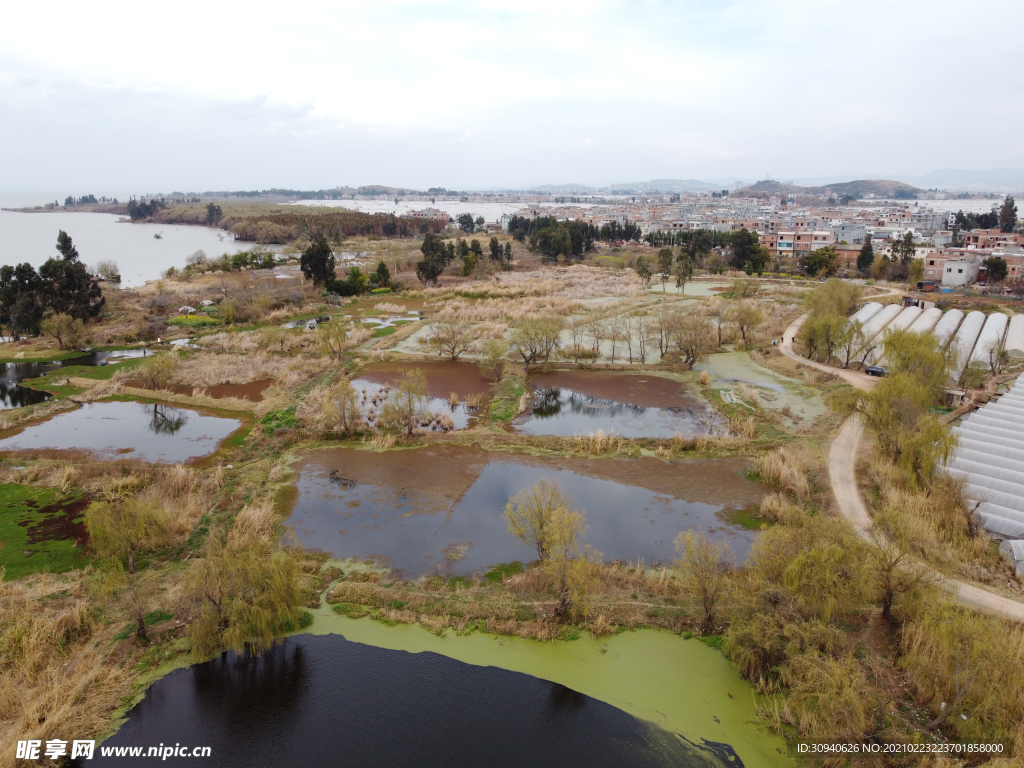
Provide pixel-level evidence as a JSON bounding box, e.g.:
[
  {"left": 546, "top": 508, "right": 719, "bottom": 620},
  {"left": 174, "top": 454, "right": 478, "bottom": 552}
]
[{"left": 780, "top": 313, "right": 1024, "bottom": 622}]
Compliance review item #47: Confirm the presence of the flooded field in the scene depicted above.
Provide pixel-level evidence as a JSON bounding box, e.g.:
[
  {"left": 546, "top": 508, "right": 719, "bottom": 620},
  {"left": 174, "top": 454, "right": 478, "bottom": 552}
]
[
  {"left": 124, "top": 378, "right": 273, "bottom": 401},
  {"left": 286, "top": 445, "right": 764, "bottom": 577},
  {"left": 351, "top": 361, "right": 491, "bottom": 431},
  {"left": 83, "top": 632, "right": 737, "bottom": 768},
  {"left": 514, "top": 371, "right": 727, "bottom": 438},
  {"left": 695, "top": 351, "right": 827, "bottom": 423},
  {"left": 0, "top": 401, "right": 241, "bottom": 462},
  {"left": 0, "top": 349, "right": 150, "bottom": 409}
]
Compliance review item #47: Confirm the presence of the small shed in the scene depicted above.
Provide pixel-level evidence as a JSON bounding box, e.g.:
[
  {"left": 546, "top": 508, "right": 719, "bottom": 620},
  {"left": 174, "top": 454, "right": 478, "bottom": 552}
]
[{"left": 943, "top": 389, "right": 967, "bottom": 407}]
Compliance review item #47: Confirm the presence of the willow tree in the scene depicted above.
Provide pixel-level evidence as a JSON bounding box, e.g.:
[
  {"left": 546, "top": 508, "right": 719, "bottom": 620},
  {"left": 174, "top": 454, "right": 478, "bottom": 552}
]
[
  {"left": 378, "top": 369, "right": 428, "bottom": 436},
  {"left": 322, "top": 378, "right": 364, "bottom": 436},
  {"left": 503, "top": 479, "right": 570, "bottom": 561},
  {"left": 136, "top": 352, "right": 178, "bottom": 391},
  {"left": 185, "top": 528, "right": 304, "bottom": 660},
  {"left": 85, "top": 494, "right": 171, "bottom": 574},
  {"left": 676, "top": 531, "right": 731, "bottom": 627}
]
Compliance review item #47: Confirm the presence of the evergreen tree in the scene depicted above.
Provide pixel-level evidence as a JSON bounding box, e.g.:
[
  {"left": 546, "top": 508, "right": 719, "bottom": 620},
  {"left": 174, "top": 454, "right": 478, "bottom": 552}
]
[
  {"left": 0, "top": 263, "right": 45, "bottom": 337},
  {"left": 416, "top": 233, "right": 447, "bottom": 284},
  {"left": 39, "top": 231, "right": 105, "bottom": 321},
  {"left": 728, "top": 228, "right": 759, "bottom": 271},
  {"left": 857, "top": 236, "right": 874, "bottom": 277},
  {"left": 489, "top": 237, "right": 502, "bottom": 261},
  {"left": 373, "top": 261, "right": 391, "bottom": 288},
  {"left": 999, "top": 195, "right": 1018, "bottom": 233},
  {"left": 300, "top": 236, "right": 336, "bottom": 286}
]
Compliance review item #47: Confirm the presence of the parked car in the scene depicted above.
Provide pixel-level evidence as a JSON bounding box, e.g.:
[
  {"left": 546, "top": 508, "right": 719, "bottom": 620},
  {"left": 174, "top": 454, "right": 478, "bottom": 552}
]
[{"left": 865, "top": 366, "right": 889, "bottom": 377}]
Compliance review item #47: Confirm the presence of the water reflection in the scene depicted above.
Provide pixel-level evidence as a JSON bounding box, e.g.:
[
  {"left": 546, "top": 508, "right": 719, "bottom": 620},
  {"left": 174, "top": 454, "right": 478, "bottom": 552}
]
[
  {"left": 516, "top": 385, "right": 727, "bottom": 438},
  {"left": 148, "top": 404, "right": 189, "bottom": 435},
  {"left": 0, "top": 348, "right": 150, "bottom": 410},
  {"left": 78, "top": 633, "right": 737, "bottom": 768},
  {"left": 288, "top": 446, "right": 764, "bottom": 577},
  {"left": 0, "top": 401, "right": 239, "bottom": 462}
]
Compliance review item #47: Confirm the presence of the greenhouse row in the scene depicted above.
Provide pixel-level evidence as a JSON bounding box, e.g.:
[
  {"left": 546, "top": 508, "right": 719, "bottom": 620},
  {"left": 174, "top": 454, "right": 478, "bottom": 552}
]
[
  {"left": 849, "top": 301, "right": 1024, "bottom": 378},
  {"left": 947, "top": 377, "right": 1024, "bottom": 546}
]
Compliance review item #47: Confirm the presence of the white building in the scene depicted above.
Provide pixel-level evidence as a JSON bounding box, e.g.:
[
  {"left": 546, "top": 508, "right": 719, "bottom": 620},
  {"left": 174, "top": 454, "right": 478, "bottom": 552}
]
[{"left": 941, "top": 258, "right": 980, "bottom": 287}]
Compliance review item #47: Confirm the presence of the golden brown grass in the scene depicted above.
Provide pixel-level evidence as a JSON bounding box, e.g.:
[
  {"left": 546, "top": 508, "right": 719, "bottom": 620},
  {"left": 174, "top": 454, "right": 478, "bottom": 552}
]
[{"left": 756, "top": 447, "right": 811, "bottom": 501}]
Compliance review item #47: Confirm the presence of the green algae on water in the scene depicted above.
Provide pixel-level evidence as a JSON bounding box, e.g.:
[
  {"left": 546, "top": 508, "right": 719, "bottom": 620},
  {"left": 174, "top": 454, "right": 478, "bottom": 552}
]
[{"left": 301, "top": 604, "right": 790, "bottom": 768}]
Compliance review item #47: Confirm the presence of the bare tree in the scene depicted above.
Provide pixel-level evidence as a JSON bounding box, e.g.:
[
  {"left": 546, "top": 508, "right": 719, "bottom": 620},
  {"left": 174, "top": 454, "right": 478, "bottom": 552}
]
[
  {"left": 429, "top": 317, "right": 478, "bottom": 361},
  {"left": 509, "top": 316, "right": 565, "bottom": 370}
]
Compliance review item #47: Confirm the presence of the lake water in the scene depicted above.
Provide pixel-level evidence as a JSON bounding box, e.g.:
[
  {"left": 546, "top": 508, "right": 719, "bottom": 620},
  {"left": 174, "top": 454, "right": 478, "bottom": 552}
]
[
  {"left": 0, "top": 210, "right": 250, "bottom": 287},
  {"left": 287, "top": 445, "right": 764, "bottom": 577},
  {"left": 0, "top": 401, "right": 240, "bottom": 462},
  {"left": 514, "top": 371, "right": 727, "bottom": 438},
  {"left": 77, "top": 633, "right": 736, "bottom": 768},
  {"left": 0, "top": 349, "right": 151, "bottom": 410}
]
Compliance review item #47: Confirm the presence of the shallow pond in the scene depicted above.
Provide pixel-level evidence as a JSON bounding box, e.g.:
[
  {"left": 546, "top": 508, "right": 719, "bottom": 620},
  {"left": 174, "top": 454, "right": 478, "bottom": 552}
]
[
  {"left": 514, "top": 371, "right": 728, "bottom": 438},
  {"left": 287, "top": 445, "right": 764, "bottom": 577},
  {"left": 0, "top": 349, "right": 150, "bottom": 410},
  {"left": 123, "top": 378, "right": 272, "bottom": 402},
  {"left": 695, "top": 351, "right": 827, "bottom": 423},
  {"left": 0, "top": 401, "right": 241, "bottom": 462},
  {"left": 351, "top": 361, "right": 491, "bottom": 431},
  {"left": 81, "top": 632, "right": 741, "bottom": 768}
]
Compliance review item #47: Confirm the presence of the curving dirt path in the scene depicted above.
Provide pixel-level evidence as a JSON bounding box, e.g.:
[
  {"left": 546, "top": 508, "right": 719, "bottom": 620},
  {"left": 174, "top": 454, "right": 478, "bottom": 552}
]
[{"left": 780, "top": 313, "right": 1024, "bottom": 622}]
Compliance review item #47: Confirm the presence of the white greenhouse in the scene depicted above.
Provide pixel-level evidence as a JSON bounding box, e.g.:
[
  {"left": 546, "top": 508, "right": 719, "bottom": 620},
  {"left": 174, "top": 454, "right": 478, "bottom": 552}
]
[
  {"left": 931, "top": 308, "right": 964, "bottom": 347},
  {"left": 947, "top": 377, "right": 1024, "bottom": 539},
  {"left": 907, "top": 307, "right": 943, "bottom": 334},
  {"left": 1005, "top": 315, "right": 1024, "bottom": 360},
  {"left": 967, "top": 312, "right": 1008, "bottom": 371},
  {"left": 849, "top": 302, "right": 884, "bottom": 326},
  {"left": 948, "top": 310, "right": 986, "bottom": 380}
]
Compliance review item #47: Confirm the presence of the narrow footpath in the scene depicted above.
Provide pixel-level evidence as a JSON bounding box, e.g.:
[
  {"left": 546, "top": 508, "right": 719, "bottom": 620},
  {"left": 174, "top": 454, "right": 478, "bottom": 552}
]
[{"left": 780, "top": 313, "right": 1024, "bottom": 623}]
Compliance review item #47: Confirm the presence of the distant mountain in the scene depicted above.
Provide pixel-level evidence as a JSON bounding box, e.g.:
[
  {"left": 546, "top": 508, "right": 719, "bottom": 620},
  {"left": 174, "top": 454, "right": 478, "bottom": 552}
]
[
  {"left": 893, "top": 169, "right": 1024, "bottom": 192},
  {"left": 532, "top": 183, "right": 599, "bottom": 194},
  {"left": 737, "top": 178, "right": 922, "bottom": 199},
  {"left": 608, "top": 179, "right": 721, "bottom": 193}
]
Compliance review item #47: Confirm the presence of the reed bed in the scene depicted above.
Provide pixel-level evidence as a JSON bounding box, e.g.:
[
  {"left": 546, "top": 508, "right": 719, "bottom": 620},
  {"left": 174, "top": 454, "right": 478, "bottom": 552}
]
[{"left": 755, "top": 447, "right": 811, "bottom": 500}]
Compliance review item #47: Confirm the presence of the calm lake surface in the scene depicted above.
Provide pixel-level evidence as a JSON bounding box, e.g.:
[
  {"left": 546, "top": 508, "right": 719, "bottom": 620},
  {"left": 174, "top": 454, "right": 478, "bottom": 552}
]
[
  {"left": 287, "top": 445, "right": 764, "bottom": 577},
  {"left": 0, "top": 401, "right": 240, "bottom": 462},
  {"left": 0, "top": 349, "right": 150, "bottom": 410},
  {"left": 0, "top": 210, "right": 250, "bottom": 287},
  {"left": 79, "top": 633, "right": 737, "bottom": 768}
]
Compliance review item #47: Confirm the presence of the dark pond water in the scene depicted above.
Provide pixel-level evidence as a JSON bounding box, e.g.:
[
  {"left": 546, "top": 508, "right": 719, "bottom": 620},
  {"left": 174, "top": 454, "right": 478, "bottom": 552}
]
[
  {"left": 0, "top": 348, "right": 150, "bottom": 409},
  {"left": 513, "top": 371, "right": 728, "bottom": 439},
  {"left": 287, "top": 446, "right": 763, "bottom": 577},
  {"left": 77, "top": 633, "right": 738, "bottom": 768},
  {"left": 0, "top": 401, "right": 240, "bottom": 462}
]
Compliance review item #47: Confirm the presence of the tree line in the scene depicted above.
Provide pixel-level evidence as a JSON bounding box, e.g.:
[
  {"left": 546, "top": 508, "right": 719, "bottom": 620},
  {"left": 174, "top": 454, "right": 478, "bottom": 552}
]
[
  {"left": 0, "top": 231, "right": 105, "bottom": 338},
  {"left": 416, "top": 233, "right": 512, "bottom": 284}
]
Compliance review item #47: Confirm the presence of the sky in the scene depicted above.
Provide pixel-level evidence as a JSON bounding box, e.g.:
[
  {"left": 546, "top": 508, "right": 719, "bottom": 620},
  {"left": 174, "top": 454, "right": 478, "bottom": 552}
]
[{"left": 1, "top": 0, "right": 1022, "bottom": 194}]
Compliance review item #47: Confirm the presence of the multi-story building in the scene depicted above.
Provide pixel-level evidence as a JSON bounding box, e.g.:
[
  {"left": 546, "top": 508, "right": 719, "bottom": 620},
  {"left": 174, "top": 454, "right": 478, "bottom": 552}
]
[
  {"left": 830, "top": 222, "right": 867, "bottom": 244},
  {"left": 960, "top": 229, "right": 1024, "bottom": 250},
  {"left": 793, "top": 230, "right": 835, "bottom": 255}
]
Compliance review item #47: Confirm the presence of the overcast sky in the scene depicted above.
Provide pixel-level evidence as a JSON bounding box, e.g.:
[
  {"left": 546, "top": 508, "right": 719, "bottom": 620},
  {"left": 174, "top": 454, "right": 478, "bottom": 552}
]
[{"left": 1, "top": 0, "right": 1022, "bottom": 193}]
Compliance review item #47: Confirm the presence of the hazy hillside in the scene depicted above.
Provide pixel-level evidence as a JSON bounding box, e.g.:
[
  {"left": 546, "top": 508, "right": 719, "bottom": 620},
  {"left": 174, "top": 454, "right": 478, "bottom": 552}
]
[{"left": 738, "top": 178, "right": 922, "bottom": 198}]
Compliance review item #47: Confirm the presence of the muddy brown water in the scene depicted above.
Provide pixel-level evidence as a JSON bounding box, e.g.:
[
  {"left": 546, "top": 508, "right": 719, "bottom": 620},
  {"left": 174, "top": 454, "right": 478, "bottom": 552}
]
[
  {"left": 514, "top": 370, "right": 728, "bottom": 439},
  {"left": 287, "top": 445, "right": 764, "bottom": 577},
  {"left": 124, "top": 378, "right": 273, "bottom": 401},
  {"left": 352, "top": 361, "right": 491, "bottom": 431}
]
